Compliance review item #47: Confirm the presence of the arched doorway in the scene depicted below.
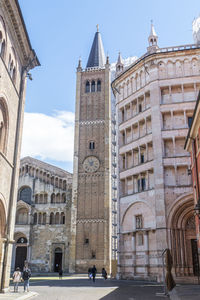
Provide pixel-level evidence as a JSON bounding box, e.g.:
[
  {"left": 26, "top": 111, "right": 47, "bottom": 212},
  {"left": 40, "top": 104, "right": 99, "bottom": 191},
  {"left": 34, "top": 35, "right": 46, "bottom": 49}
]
[
  {"left": 169, "top": 197, "right": 197, "bottom": 277},
  {"left": 15, "top": 237, "right": 28, "bottom": 271},
  {"left": 54, "top": 247, "right": 62, "bottom": 272}
]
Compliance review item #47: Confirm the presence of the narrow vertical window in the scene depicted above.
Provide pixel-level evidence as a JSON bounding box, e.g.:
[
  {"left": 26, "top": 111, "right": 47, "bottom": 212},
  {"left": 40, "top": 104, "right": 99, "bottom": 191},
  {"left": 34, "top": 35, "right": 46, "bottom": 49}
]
[
  {"left": 141, "top": 178, "right": 146, "bottom": 191},
  {"left": 85, "top": 81, "right": 90, "bottom": 93},
  {"left": 89, "top": 141, "right": 95, "bottom": 150},
  {"left": 91, "top": 80, "right": 95, "bottom": 92},
  {"left": 135, "top": 215, "right": 143, "bottom": 229},
  {"left": 97, "top": 80, "right": 101, "bottom": 92}
]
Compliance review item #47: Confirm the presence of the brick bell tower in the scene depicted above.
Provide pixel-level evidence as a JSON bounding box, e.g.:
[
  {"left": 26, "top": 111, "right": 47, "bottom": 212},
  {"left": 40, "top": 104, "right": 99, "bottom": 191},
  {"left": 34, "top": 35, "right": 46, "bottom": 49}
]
[{"left": 70, "top": 26, "right": 112, "bottom": 273}]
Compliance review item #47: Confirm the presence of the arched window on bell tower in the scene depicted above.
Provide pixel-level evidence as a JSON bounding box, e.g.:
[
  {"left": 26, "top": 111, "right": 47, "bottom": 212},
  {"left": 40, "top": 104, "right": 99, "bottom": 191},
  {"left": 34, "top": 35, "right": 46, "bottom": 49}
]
[
  {"left": 85, "top": 81, "right": 90, "bottom": 93},
  {"left": 97, "top": 80, "right": 101, "bottom": 92},
  {"left": 91, "top": 80, "right": 95, "bottom": 92},
  {"left": 89, "top": 141, "right": 95, "bottom": 150}
]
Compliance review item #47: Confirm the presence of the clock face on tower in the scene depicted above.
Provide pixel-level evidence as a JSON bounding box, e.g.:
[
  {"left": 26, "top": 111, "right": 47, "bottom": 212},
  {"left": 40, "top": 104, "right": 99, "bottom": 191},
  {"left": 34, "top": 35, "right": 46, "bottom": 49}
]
[{"left": 83, "top": 156, "right": 100, "bottom": 173}]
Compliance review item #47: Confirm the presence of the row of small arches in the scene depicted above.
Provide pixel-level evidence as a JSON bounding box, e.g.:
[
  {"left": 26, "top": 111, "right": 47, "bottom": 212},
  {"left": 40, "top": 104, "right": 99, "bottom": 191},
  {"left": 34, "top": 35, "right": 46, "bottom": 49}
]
[
  {"left": 20, "top": 166, "right": 69, "bottom": 190},
  {"left": 35, "top": 193, "right": 66, "bottom": 204},
  {"left": 33, "top": 212, "right": 65, "bottom": 225},
  {"left": 85, "top": 80, "right": 101, "bottom": 93},
  {"left": 117, "top": 57, "right": 200, "bottom": 100},
  {"left": 0, "top": 20, "right": 17, "bottom": 84}
]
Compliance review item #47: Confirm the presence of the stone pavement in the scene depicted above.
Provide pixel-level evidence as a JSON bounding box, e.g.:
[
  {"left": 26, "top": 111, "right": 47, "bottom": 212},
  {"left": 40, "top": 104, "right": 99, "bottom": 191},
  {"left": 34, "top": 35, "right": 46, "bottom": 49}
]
[
  {"left": 169, "top": 285, "right": 200, "bottom": 300},
  {"left": 0, "top": 291, "right": 38, "bottom": 300}
]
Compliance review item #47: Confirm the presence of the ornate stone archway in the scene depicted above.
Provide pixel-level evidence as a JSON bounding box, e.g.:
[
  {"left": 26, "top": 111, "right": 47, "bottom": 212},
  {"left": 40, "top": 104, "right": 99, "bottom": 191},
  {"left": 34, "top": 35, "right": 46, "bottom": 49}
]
[{"left": 168, "top": 197, "right": 197, "bottom": 277}]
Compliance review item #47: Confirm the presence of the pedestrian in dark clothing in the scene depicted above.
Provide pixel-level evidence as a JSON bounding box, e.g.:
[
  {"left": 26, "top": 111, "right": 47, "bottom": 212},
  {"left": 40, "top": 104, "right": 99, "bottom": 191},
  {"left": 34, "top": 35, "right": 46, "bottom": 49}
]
[
  {"left": 22, "top": 267, "right": 31, "bottom": 292},
  {"left": 88, "top": 267, "right": 92, "bottom": 280},
  {"left": 91, "top": 265, "right": 97, "bottom": 282},
  {"left": 59, "top": 269, "right": 63, "bottom": 279},
  {"left": 102, "top": 268, "right": 107, "bottom": 280}
]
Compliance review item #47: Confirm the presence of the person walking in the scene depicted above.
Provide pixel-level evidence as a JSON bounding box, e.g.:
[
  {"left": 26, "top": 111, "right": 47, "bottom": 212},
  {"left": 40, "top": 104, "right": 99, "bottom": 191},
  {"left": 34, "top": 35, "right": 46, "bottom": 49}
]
[
  {"left": 22, "top": 266, "right": 31, "bottom": 292},
  {"left": 91, "top": 265, "right": 97, "bottom": 282},
  {"left": 59, "top": 269, "right": 63, "bottom": 279},
  {"left": 88, "top": 267, "right": 92, "bottom": 280},
  {"left": 102, "top": 268, "right": 107, "bottom": 280},
  {"left": 13, "top": 267, "right": 22, "bottom": 292}
]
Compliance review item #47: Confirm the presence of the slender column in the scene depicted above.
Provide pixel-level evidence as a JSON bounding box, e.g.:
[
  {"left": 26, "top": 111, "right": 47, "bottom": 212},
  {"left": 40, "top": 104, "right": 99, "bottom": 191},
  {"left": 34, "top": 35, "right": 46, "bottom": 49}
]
[
  {"left": 146, "top": 144, "right": 148, "bottom": 161},
  {"left": 130, "top": 101, "right": 133, "bottom": 117},
  {"left": 138, "top": 147, "right": 141, "bottom": 164},
  {"left": 11, "top": 244, "right": 16, "bottom": 272},
  {"left": 132, "top": 149, "right": 134, "bottom": 167},
  {"left": 125, "top": 152, "right": 127, "bottom": 169},
  {"left": 169, "top": 86, "right": 172, "bottom": 103},
  {"left": 124, "top": 106, "right": 126, "bottom": 121},
  {"left": 173, "top": 137, "right": 175, "bottom": 157},
  {"left": 170, "top": 110, "right": 174, "bottom": 129},
  {"left": 136, "top": 98, "right": 139, "bottom": 114},
  {"left": 138, "top": 122, "right": 140, "bottom": 138},
  {"left": 146, "top": 171, "right": 149, "bottom": 190},
  {"left": 144, "top": 231, "right": 149, "bottom": 275},
  {"left": 181, "top": 84, "right": 184, "bottom": 102},
  {"left": 124, "top": 129, "right": 127, "bottom": 145},
  {"left": 144, "top": 93, "right": 146, "bottom": 110},
  {"left": 145, "top": 118, "right": 147, "bottom": 135},
  {"left": 132, "top": 233, "right": 136, "bottom": 275},
  {"left": 183, "top": 110, "right": 187, "bottom": 128}
]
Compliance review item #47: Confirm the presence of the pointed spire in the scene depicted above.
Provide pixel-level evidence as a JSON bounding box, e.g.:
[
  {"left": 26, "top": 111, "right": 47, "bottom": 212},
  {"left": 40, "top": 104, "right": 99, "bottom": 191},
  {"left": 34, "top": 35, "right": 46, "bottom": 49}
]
[
  {"left": 150, "top": 20, "right": 157, "bottom": 37},
  {"left": 86, "top": 26, "right": 106, "bottom": 68},
  {"left": 116, "top": 52, "right": 124, "bottom": 75},
  {"left": 147, "top": 21, "right": 158, "bottom": 53},
  {"left": 117, "top": 52, "right": 123, "bottom": 64},
  {"left": 77, "top": 57, "right": 82, "bottom": 71}
]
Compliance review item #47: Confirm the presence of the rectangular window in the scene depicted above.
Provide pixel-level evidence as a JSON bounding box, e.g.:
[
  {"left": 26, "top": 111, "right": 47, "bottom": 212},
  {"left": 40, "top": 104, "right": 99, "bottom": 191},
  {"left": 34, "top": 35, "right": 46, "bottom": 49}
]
[
  {"left": 188, "top": 117, "right": 193, "bottom": 128},
  {"left": 141, "top": 178, "right": 146, "bottom": 191},
  {"left": 141, "top": 154, "right": 144, "bottom": 163},
  {"left": 135, "top": 215, "right": 143, "bottom": 229},
  {"left": 137, "top": 233, "right": 144, "bottom": 246},
  {"left": 137, "top": 179, "right": 140, "bottom": 192}
]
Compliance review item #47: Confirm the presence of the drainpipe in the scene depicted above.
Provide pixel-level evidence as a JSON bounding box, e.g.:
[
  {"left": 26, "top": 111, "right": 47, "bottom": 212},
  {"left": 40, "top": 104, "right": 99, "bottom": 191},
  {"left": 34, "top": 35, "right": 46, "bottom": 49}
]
[{"left": 1, "top": 65, "right": 27, "bottom": 292}]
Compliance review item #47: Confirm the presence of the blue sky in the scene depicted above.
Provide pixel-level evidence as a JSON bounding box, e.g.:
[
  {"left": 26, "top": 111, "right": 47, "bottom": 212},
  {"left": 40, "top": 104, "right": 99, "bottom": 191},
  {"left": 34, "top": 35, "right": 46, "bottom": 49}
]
[{"left": 19, "top": 0, "right": 200, "bottom": 172}]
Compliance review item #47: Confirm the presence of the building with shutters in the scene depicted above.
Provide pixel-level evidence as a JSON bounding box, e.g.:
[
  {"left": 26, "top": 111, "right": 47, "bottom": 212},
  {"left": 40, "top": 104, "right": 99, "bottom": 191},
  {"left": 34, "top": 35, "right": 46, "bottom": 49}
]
[{"left": 12, "top": 157, "right": 72, "bottom": 273}]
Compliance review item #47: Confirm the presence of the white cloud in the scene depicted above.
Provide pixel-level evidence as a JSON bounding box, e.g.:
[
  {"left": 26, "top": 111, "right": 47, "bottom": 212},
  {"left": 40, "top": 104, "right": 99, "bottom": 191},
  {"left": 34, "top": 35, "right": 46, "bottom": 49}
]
[{"left": 21, "top": 111, "right": 74, "bottom": 163}]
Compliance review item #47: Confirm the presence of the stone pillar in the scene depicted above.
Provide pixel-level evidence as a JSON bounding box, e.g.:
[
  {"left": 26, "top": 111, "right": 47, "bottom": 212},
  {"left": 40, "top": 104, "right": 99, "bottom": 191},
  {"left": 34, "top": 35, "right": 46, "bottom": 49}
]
[
  {"left": 132, "top": 233, "right": 136, "bottom": 276},
  {"left": 170, "top": 110, "right": 174, "bottom": 129},
  {"left": 11, "top": 244, "right": 16, "bottom": 272},
  {"left": 144, "top": 231, "right": 149, "bottom": 275}
]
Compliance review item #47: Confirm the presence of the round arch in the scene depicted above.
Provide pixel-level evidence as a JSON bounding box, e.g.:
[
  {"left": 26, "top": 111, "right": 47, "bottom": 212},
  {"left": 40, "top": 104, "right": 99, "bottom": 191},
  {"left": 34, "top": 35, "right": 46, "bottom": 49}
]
[{"left": 167, "top": 194, "right": 197, "bottom": 277}]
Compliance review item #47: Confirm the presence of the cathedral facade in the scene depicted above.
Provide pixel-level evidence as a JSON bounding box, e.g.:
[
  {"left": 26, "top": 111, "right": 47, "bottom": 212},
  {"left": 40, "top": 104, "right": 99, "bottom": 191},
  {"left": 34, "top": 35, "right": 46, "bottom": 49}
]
[
  {"left": 70, "top": 28, "right": 113, "bottom": 273},
  {"left": 112, "top": 24, "right": 200, "bottom": 282},
  {"left": 0, "top": 0, "right": 39, "bottom": 291},
  {"left": 12, "top": 157, "right": 72, "bottom": 273}
]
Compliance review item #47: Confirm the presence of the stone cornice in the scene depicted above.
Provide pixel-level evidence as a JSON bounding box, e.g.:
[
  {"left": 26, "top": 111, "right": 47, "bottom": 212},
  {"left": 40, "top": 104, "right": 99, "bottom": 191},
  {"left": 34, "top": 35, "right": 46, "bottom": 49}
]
[{"left": 1, "top": 0, "right": 40, "bottom": 68}]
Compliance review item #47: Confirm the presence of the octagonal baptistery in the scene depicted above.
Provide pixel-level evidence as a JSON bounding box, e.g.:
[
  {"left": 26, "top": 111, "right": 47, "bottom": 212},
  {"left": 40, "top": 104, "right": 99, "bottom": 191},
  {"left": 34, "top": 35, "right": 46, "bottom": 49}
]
[
  {"left": 112, "top": 23, "right": 200, "bottom": 282},
  {"left": 12, "top": 157, "right": 72, "bottom": 273}
]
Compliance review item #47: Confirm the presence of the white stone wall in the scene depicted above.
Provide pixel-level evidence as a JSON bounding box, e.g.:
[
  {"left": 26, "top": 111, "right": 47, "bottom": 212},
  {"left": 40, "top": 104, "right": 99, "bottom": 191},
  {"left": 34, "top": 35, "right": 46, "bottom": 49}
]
[{"left": 114, "top": 44, "right": 200, "bottom": 281}]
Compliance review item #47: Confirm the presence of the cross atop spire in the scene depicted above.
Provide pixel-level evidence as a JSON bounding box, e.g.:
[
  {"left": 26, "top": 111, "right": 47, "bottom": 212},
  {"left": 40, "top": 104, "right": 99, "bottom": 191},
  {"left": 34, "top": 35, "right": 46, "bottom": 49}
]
[{"left": 86, "top": 27, "right": 106, "bottom": 68}]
